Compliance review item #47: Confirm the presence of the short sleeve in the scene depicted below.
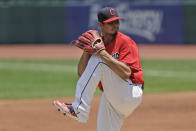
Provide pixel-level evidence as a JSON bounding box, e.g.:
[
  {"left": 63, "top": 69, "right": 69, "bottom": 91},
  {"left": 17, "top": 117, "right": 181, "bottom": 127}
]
[{"left": 119, "top": 39, "right": 140, "bottom": 71}]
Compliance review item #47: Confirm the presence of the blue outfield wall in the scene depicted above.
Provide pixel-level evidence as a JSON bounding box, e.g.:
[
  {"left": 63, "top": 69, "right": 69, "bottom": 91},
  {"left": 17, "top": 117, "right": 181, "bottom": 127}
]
[{"left": 65, "top": 2, "right": 184, "bottom": 44}]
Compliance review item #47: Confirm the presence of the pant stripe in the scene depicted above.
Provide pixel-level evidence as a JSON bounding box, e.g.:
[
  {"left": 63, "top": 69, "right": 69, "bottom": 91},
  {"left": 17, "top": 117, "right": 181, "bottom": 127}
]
[{"left": 76, "top": 62, "right": 105, "bottom": 111}]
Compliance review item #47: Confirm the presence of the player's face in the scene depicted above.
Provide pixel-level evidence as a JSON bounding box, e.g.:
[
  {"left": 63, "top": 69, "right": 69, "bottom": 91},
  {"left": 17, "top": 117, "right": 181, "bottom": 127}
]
[{"left": 99, "top": 20, "right": 120, "bottom": 36}]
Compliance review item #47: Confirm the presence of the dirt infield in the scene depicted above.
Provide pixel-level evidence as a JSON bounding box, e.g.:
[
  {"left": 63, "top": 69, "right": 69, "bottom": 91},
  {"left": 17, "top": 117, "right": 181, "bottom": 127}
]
[
  {"left": 0, "top": 44, "right": 196, "bottom": 60},
  {"left": 0, "top": 92, "right": 196, "bottom": 131},
  {"left": 0, "top": 44, "right": 196, "bottom": 131}
]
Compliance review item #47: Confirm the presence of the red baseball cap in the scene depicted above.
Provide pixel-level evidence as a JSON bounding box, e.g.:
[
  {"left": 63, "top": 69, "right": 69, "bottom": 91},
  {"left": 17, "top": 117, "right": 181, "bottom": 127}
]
[{"left": 98, "top": 7, "right": 123, "bottom": 23}]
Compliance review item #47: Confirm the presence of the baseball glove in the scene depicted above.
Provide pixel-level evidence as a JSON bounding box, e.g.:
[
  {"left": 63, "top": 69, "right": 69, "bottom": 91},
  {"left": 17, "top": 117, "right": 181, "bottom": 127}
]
[{"left": 74, "top": 30, "right": 105, "bottom": 54}]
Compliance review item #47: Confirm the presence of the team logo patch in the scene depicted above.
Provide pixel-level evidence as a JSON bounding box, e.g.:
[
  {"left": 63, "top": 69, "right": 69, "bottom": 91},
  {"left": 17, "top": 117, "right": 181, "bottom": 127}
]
[
  {"left": 110, "top": 9, "right": 116, "bottom": 16},
  {"left": 112, "top": 52, "right": 119, "bottom": 60}
]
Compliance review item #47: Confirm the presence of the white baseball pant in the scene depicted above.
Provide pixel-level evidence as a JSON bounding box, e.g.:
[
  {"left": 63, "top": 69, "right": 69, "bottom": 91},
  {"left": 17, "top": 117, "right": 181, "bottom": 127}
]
[{"left": 72, "top": 55, "right": 143, "bottom": 131}]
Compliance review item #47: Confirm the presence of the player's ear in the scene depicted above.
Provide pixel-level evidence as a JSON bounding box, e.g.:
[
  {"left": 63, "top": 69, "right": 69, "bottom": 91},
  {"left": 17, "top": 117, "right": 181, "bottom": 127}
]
[{"left": 98, "top": 22, "right": 103, "bottom": 28}]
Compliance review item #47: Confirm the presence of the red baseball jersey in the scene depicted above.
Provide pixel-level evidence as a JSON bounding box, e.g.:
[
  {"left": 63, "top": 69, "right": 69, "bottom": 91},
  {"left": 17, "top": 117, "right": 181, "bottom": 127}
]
[{"left": 98, "top": 32, "right": 144, "bottom": 91}]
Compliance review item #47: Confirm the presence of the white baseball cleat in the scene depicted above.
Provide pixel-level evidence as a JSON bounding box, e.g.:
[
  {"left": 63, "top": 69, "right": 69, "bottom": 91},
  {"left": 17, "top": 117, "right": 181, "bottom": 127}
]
[{"left": 53, "top": 100, "right": 83, "bottom": 123}]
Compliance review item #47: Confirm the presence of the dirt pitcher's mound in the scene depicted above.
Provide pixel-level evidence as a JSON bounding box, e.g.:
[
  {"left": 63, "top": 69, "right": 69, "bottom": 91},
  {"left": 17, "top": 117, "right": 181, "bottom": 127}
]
[{"left": 0, "top": 92, "right": 196, "bottom": 131}]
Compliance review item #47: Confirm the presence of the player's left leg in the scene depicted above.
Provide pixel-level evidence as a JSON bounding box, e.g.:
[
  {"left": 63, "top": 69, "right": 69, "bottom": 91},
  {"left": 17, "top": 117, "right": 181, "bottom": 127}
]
[
  {"left": 71, "top": 55, "right": 104, "bottom": 122},
  {"left": 53, "top": 55, "right": 103, "bottom": 122}
]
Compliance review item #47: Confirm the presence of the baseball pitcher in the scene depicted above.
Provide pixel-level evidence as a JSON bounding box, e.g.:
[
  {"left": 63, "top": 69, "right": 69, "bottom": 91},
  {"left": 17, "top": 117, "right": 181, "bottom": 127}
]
[{"left": 53, "top": 7, "right": 144, "bottom": 131}]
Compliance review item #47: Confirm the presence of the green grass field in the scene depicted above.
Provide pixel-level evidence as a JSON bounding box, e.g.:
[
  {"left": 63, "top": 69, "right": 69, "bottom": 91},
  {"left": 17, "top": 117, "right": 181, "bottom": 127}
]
[{"left": 0, "top": 59, "right": 196, "bottom": 99}]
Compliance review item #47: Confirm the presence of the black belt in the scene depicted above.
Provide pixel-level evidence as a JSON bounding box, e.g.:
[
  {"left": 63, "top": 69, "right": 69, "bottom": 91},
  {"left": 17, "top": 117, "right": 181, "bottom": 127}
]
[{"left": 141, "top": 85, "right": 144, "bottom": 90}]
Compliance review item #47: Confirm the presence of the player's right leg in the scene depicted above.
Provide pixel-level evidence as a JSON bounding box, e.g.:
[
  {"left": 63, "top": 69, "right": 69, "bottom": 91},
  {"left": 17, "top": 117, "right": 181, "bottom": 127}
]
[
  {"left": 97, "top": 93, "right": 123, "bottom": 131},
  {"left": 100, "top": 62, "right": 143, "bottom": 118},
  {"left": 96, "top": 62, "right": 143, "bottom": 131}
]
